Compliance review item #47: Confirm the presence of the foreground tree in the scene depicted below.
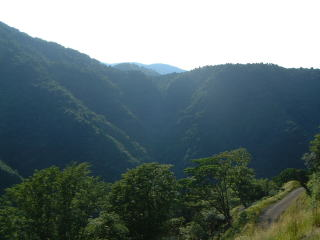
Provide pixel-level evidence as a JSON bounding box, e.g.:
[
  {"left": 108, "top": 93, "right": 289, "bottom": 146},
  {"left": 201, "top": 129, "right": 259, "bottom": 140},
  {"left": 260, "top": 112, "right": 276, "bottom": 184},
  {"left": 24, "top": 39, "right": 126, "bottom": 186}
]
[
  {"left": 302, "top": 134, "right": 320, "bottom": 199},
  {"left": 0, "top": 163, "right": 107, "bottom": 240},
  {"left": 84, "top": 211, "right": 129, "bottom": 240},
  {"left": 228, "top": 149, "right": 257, "bottom": 207},
  {"left": 185, "top": 148, "right": 255, "bottom": 226},
  {"left": 303, "top": 134, "right": 320, "bottom": 171},
  {"left": 109, "top": 163, "right": 178, "bottom": 240}
]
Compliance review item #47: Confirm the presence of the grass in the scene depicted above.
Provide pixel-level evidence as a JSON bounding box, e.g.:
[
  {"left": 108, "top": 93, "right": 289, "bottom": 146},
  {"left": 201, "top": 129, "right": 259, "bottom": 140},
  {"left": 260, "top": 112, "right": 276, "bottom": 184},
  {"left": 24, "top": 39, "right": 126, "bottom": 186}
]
[
  {"left": 221, "top": 181, "right": 301, "bottom": 240},
  {"left": 234, "top": 191, "right": 320, "bottom": 240}
]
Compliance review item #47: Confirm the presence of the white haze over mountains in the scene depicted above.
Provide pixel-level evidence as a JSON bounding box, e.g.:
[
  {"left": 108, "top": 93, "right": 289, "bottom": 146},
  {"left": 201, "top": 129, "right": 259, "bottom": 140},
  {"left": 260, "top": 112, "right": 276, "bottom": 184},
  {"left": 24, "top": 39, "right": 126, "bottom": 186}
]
[{"left": 0, "top": 0, "right": 320, "bottom": 70}]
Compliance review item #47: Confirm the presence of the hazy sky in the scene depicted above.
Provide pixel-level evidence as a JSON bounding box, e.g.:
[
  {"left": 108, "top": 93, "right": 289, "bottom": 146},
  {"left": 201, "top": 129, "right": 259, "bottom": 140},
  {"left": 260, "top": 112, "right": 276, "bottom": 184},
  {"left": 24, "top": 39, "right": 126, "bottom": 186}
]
[{"left": 1, "top": 0, "right": 319, "bottom": 70}]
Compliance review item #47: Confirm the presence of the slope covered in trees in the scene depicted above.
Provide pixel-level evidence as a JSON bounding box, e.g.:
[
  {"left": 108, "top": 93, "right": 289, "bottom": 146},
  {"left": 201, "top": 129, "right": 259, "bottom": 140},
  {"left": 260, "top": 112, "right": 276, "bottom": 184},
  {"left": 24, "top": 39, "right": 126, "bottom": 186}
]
[
  {"left": 1, "top": 21, "right": 320, "bottom": 190},
  {"left": 0, "top": 160, "right": 22, "bottom": 192},
  {"left": 0, "top": 22, "right": 152, "bottom": 189},
  {"left": 155, "top": 65, "right": 320, "bottom": 176}
]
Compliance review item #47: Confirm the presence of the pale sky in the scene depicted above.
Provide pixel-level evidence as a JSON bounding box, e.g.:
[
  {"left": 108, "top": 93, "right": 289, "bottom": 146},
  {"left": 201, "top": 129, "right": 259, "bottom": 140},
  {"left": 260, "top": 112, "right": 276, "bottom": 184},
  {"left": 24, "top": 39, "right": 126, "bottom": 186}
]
[{"left": 1, "top": 0, "right": 320, "bottom": 70}]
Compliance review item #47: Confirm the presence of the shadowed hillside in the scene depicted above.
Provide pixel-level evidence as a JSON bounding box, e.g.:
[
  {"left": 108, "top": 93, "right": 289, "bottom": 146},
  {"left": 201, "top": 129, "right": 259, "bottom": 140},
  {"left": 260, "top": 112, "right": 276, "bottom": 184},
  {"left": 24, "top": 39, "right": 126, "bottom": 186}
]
[{"left": 1, "top": 21, "right": 320, "bottom": 190}]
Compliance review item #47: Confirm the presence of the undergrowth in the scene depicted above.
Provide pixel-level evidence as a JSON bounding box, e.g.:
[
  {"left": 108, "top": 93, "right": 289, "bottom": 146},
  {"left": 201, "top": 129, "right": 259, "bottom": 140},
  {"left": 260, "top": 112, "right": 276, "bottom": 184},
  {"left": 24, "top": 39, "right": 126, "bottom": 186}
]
[
  {"left": 234, "top": 191, "right": 320, "bottom": 240},
  {"left": 221, "top": 181, "right": 301, "bottom": 240}
]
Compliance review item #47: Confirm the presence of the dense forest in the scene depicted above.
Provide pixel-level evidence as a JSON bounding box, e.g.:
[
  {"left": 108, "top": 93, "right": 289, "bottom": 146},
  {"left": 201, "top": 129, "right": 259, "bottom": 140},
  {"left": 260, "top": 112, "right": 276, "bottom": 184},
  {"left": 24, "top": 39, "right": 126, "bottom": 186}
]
[
  {"left": 1, "top": 135, "right": 318, "bottom": 239},
  {"left": 1, "top": 20, "right": 320, "bottom": 193},
  {"left": 0, "top": 146, "right": 312, "bottom": 240}
]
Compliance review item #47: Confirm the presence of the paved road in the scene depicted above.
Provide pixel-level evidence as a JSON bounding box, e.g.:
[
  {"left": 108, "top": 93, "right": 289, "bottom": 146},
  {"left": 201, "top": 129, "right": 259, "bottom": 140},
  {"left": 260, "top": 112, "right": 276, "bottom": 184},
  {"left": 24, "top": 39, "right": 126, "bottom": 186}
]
[{"left": 259, "top": 187, "right": 305, "bottom": 228}]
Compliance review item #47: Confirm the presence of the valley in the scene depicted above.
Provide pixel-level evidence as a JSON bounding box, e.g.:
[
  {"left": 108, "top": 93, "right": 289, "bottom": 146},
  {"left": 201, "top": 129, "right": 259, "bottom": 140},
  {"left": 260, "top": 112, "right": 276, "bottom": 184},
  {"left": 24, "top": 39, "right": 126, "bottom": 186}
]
[{"left": 1, "top": 21, "right": 320, "bottom": 190}]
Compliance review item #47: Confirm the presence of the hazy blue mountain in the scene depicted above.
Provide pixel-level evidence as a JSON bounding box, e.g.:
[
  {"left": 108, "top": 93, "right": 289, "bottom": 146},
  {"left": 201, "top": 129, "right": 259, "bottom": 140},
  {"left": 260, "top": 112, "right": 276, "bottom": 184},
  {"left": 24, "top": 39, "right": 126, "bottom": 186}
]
[
  {"left": 147, "top": 63, "right": 186, "bottom": 74},
  {"left": 109, "top": 62, "right": 186, "bottom": 75},
  {"left": 112, "top": 63, "right": 160, "bottom": 76}
]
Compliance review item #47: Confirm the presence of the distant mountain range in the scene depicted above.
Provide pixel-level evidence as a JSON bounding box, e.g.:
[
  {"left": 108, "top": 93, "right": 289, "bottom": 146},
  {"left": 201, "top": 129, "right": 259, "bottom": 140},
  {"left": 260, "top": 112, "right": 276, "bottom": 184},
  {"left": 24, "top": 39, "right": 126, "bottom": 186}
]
[
  {"left": 1, "top": 21, "right": 320, "bottom": 191},
  {"left": 109, "top": 62, "right": 186, "bottom": 76},
  {"left": 111, "top": 63, "right": 160, "bottom": 76}
]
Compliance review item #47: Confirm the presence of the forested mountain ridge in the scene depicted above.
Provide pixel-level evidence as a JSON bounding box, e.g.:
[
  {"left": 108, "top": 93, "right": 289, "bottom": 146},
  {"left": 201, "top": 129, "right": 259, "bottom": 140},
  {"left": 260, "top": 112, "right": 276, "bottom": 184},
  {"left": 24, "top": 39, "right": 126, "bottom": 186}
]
[
  {"left": 1, "top": 21, "right": 320, "bottom": 190},
  {"left": 155, "top": 65, "right": 320, "bottom": 176},
  {"left": 0, "top": 22, "right": 151, "bottom": 187}
]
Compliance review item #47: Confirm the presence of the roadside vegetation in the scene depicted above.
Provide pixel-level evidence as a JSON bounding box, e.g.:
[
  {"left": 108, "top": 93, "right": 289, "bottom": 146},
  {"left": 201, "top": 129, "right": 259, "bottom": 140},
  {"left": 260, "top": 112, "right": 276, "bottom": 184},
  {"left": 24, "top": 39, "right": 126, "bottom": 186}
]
[
  {"left": 226, "top": 133, "right": 320, "bottom": 240},
  {"left": 223, "top": 181, "right": 301, "bottom": 239},
  {"left": 233, "top": 190, "right": 320, "bottom": 240}
]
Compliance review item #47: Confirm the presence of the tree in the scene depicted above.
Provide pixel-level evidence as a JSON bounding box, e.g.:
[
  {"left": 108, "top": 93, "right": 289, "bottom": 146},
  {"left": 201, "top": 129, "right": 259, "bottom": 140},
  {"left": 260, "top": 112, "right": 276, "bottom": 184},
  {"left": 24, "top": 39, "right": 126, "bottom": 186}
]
[
  {"left": 303, "top": 134, "right": 320, "bottom": 171},
  {"left": 302, "top": 134, "right": 320, "bottom": 196},
  {"left": 0, "top": 163, "right": 107, "bottom": 240},
  {"left": 273, "top": 168, "right": 309, "bottom": 188},
  {"left": 185, "top": 148, "right": 255, "bottom": 226},
  {"left": 228, "top": 149, "right": 256, "bottom": 207},
  {"left": 109, "top": 163, "right": 178, "bottom": 240},
  {"left": 84, "top": 211, "right": 129, "bottom": 240}
]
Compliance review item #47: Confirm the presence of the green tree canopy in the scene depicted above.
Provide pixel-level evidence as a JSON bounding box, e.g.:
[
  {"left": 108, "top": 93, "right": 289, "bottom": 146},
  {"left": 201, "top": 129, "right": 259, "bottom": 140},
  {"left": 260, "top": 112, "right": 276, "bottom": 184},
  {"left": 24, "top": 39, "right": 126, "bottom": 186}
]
[
  {"left": 303, "top": 134, "right": 320, "bottom": 171},
  {"left": 273, "top": 168, "right": 308, "bottom": 187},
  {"left": 185, "top": 148, "right": 255, "bottom": 225},
  {"left": 109, "top": 162, "right": 178, "bottom": 240},
  {"left": 0, "top": 163, "right": 108, "bottom": 240},
  {"left": 84, "top": 211, "right": 129, "bottom": 240}
]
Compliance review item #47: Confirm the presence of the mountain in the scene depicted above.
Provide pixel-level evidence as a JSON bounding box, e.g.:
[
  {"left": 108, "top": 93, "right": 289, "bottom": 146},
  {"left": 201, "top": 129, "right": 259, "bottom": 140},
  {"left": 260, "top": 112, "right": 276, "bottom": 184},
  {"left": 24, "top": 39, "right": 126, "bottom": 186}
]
[
  {"left": 0, "top": 21, "right": 153, "bottom": 189},
  {"left": 0, "top": 160, "right": 22, "bottom": 192},
  {"left": 109, "top": 62, "right": 186, "bottom": 75},
  {"left": 112, "top": 63, "right": 160, "bottom": 76},
  {"left": 146, "top": 63, "right": 186, "bottom": 74},
  {"left": 154, "top": 65, "right": 320, "bottom": 176},
  {"left": 1, "top": 21, "right": 320, "bottom": 190}
]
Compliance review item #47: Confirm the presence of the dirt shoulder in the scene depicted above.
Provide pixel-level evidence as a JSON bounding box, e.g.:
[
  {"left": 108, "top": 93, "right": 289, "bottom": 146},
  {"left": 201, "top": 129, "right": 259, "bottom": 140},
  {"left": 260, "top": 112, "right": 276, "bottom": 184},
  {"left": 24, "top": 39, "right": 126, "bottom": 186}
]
[{"left": 259, "top": 187, "right": 305, "bottom": 228}]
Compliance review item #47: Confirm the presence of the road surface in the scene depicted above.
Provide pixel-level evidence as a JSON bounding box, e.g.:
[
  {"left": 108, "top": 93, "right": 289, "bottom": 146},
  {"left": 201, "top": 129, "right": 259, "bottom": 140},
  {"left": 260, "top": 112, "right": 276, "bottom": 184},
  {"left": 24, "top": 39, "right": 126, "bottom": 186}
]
[{"left": 259, "top": 187, "right": 305, "bottom": 228}]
